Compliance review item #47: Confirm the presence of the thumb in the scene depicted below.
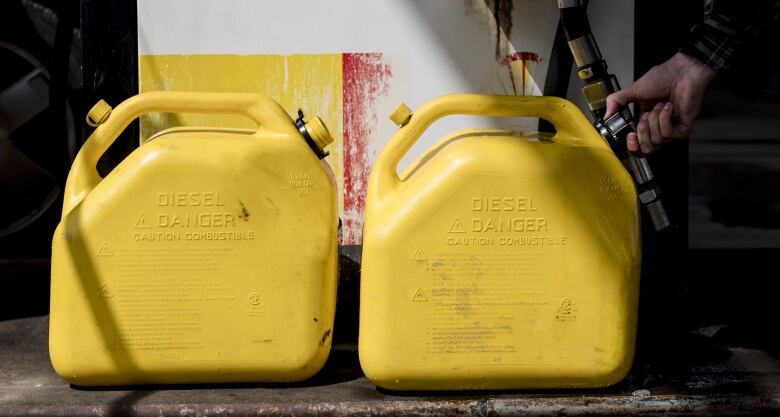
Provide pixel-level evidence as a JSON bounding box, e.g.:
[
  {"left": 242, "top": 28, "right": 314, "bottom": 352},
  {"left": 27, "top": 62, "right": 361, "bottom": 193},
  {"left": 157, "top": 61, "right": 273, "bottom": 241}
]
[{"left": 604, "top": 85, "right": 636, "bottom": 120}]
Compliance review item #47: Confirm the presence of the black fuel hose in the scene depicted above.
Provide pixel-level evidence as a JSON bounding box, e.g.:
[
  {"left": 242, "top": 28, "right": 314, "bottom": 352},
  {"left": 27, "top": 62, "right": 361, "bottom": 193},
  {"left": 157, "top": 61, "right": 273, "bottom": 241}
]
[{"left": 559, "top": 5, "right": 591, "bottom": 42}]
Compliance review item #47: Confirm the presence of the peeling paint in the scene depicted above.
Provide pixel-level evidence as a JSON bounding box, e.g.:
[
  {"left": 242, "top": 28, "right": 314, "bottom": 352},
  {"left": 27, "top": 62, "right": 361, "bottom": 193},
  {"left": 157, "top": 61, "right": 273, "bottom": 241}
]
[{"left": 342, "top": 53, "right": 393, "bottom": 245}]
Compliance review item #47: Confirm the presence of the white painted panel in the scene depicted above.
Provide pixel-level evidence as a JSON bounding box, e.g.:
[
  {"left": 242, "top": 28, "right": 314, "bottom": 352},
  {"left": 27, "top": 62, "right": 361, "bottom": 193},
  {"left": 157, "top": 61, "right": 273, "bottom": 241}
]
[{"left": 137, "top": 0, "right": 633, "bottom": 243}]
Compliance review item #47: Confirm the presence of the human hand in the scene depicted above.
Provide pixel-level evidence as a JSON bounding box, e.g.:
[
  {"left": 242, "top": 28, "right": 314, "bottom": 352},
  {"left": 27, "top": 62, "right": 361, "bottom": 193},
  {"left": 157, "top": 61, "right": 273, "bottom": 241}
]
[{"left": 605, "top": 52, "right": 716, "bottom": 156}]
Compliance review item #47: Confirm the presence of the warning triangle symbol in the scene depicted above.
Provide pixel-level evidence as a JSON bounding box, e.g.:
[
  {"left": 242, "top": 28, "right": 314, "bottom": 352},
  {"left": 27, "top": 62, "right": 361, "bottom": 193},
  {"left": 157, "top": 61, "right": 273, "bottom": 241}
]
[
  {"left": 134, "top": 213, "right": 151, "bottom": 229},
  {"left": 412, "top": 247, "right": 426, "bottom": 262},
  {"left": 412, "top": 288, "right": 427, "bottom": 302},
  {"left": 97, "top": 284, "right": 113, "bottom": 298},
  {"left": 448, "top": 218, "right": 465, "bottom": 233},
  {"left": 97, "top": 242, "right": 113, "bottom": 256}
]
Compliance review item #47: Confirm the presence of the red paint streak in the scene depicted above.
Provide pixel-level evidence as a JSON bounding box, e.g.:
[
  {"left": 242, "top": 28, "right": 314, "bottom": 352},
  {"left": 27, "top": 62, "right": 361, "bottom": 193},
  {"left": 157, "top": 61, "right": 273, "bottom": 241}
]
[
  {"left": 504, "top": 51, "right": 540, "bottom": 63},
  {"left": 502, "top": 52, "right": 541, "bottom": 95},
  {"left": 342, "top": 53, "right": 393, "bottom": 245}
]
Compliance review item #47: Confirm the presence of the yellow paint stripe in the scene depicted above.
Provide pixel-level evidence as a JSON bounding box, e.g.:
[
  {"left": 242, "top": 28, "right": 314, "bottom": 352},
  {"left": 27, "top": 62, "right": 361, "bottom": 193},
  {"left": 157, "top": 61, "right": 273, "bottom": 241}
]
[{"left": 138, "top": 54, "right": 344, "bottom": 221}]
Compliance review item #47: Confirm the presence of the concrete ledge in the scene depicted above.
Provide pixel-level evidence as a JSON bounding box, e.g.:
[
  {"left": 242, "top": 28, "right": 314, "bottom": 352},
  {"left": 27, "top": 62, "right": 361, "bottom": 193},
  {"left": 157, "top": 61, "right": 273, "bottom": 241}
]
[{"left": 1, "top": 316, "right": 778, "bottom": 417}]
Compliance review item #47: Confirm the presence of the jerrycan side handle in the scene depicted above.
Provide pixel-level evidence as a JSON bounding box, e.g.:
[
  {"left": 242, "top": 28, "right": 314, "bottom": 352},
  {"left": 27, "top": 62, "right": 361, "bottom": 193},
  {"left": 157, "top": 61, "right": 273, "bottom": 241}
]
[
  {"left": 61, "top": 91, "right": 300, "bottom": 216},
  {"left": 369, "top": 94, "right": 606, "bottom": 204}
]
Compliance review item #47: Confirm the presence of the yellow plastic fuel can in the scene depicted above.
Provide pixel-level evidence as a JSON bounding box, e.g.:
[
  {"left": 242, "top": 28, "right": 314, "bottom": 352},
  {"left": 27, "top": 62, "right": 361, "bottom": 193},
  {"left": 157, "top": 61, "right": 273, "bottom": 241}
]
[
  {"left": 360, "top": 95, "right": 640, "bottom": 390},
  {"left": 50, "top": 92, "right": 338, "bottom": 386}
]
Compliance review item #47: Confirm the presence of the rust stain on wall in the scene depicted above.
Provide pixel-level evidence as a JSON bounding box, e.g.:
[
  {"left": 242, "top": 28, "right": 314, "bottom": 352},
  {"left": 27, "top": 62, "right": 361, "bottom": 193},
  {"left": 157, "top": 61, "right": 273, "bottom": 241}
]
[
  {"left": 493, "top": 0, "right": 514, "bottom": 60},
  {"left": 464, "top": 0, "right": 515, "bottom": 60}
]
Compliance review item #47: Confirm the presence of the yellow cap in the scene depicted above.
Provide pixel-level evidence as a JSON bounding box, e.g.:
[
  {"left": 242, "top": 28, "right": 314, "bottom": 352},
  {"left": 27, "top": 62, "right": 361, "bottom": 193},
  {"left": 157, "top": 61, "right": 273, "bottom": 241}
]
[
  {"left": 304, "top": 116, "right": 334, "bottom": 151},
  {"left": 86, "top": 99, "right": 113, "bottom": 127},
  {"left": 389, "top": 103, "right": 412, "bottom": 127}
]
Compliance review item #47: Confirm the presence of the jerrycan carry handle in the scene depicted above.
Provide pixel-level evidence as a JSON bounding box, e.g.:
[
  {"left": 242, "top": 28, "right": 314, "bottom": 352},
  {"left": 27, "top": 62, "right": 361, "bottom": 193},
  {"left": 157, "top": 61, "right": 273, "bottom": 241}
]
[
  {"left": 371, "top": 94, "right": 607, "bottom": 200},
  {"left": 62, "top": 91, "right": 300, "bottom": 216}
]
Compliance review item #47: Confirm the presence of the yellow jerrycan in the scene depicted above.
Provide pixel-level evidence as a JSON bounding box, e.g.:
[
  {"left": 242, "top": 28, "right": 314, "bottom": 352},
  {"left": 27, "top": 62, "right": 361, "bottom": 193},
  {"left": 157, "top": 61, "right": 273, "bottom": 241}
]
[
  {"left": 360, "top": 95, "right": 640, "bottom": 390},
  {"left": 50, "top": 92, "right": 338, "bottom": 386}
]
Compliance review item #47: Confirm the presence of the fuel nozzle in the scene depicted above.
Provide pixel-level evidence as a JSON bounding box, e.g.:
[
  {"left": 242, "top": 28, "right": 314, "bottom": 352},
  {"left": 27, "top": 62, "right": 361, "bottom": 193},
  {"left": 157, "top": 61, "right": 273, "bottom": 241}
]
[
  {"left": 595, "top": 111, "right": 671, "bottom": 231},
  {"left": 295, "top": 109, "right": 333, "bottom": 159},
  {"left": 558, "top": 0, "right": 671, "bottom": 231}
]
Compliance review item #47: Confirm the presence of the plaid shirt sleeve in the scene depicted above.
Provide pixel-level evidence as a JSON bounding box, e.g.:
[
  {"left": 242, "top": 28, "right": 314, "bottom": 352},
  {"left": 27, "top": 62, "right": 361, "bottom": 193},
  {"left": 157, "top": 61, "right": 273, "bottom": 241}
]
[{"left": 680, "top": 0, "right": 780, "bottom": 73}]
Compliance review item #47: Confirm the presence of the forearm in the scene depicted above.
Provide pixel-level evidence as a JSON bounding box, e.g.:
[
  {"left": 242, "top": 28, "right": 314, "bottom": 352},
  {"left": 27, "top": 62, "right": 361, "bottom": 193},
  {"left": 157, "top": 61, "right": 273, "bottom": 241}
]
[
  {"left": 680, "top": 0, "right": 780, "bottom": 73},
  {"left": 669, "top": 52, "right": 717, "bottom": 89}
]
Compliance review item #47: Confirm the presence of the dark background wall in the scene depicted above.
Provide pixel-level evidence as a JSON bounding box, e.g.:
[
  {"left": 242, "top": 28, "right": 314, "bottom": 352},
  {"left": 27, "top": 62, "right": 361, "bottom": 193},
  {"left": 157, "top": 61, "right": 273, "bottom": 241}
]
[{"left": 636, "top": 0, "right": 780, "bottom": 351}]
